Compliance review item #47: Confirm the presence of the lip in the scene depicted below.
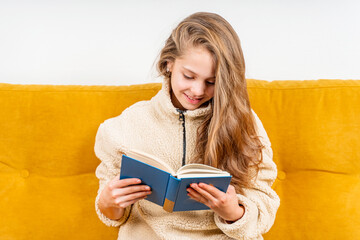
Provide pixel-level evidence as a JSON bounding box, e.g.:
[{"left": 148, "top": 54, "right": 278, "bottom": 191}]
[{"left": 184, "top": 93, "right": 202, "bottom": 104}]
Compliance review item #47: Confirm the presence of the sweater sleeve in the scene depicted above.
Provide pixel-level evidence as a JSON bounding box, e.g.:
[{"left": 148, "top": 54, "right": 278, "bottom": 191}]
[
  {"left": 214, "top": 110, "right": 280, "bottom": 239},
  {"left": 94, "top": 120, "right": 132, "bottom": 227}
]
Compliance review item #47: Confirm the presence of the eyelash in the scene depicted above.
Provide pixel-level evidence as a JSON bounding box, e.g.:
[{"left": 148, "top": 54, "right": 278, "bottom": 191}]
[
  {"left": 183, "top": 74, "right": 215, "bottom": 85},
  {"left": 184, "top": 74, "right": 193, "bottom": 79}
]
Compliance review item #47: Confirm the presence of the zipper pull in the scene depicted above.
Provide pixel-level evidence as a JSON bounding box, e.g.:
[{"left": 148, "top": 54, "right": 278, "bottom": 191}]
[{"left": 176, "top": 109, "right": 185, "bottom": 121}]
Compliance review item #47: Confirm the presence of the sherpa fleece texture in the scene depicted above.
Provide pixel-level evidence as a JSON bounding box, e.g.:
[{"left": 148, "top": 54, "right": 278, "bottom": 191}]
[{"left": 94, "top": 79, "right": 280, "bottom": 240}]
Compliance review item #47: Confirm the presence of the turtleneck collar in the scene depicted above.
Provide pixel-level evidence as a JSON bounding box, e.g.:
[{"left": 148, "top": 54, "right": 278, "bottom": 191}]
[{"left": 151, "top": 78, "right": 212, "bottom": 120}]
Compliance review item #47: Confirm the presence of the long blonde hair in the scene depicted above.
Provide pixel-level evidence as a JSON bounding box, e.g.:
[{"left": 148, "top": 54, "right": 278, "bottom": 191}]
[{"left": 157, "top": 12, "right": 264, "bottom": 193}]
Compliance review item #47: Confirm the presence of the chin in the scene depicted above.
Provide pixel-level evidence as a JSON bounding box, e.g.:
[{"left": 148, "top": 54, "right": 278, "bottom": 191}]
[
  {"left": 179, "top": 98, "right": 210, "bottom": 111},
  {"left": 180, "top": 103, "right": 197, "bottom": 111},
  {"left": 182, "top": 102, "right": 207, "bottom": 111}
]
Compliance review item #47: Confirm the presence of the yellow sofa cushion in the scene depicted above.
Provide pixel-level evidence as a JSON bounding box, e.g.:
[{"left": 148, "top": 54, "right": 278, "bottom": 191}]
[
  {"left": 0, "top": 79, "right": 359, "bottom": 239},
  {"left": 248, "top": 80, "right": 360, "bottom": 239},
  {"left": 0, "top": 83, "right": 160, "bottom": 239}
]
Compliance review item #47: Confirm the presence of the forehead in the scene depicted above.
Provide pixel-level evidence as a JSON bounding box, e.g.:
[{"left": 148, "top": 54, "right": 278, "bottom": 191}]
[{"left": 176, "top": 46, "right": 215, "bottom": 77}]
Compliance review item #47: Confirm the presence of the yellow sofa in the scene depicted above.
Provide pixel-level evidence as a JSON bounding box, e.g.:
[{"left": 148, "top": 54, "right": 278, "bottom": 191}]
[{"left": 0, "top": 79, "right": 359, "bottom": 239}]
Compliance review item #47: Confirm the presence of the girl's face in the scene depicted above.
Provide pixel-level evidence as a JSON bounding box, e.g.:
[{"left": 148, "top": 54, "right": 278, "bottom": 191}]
[{"left": 167, "top": 46, "right": 216, "bottom": 111}]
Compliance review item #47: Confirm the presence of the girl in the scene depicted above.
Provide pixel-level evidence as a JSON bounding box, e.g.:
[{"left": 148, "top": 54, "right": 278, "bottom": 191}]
[{"left": 94, "top": 12, "right": 280, "bottom": 240}]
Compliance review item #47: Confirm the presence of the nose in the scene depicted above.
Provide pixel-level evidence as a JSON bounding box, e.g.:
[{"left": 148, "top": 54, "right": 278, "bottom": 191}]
[{"left": 191, "top": 80, "right": 205, "bottom": 96}]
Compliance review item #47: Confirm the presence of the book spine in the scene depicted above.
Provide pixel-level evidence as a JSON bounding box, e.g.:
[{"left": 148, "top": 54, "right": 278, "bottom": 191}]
[{"left": 163, "top": 176, "right": 181, "bottom": 213}]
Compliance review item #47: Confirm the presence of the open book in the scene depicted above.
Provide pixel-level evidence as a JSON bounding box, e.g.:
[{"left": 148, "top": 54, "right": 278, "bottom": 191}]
[{"left": 120, "top": 149, "right": 232, "bottom": 212}]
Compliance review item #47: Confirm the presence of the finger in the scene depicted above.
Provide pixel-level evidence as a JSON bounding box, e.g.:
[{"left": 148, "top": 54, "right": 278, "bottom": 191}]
[
  {"left": 190, "top": 183, "right": 218, "bottom": 203},
  {"left": 187, "top": 187, "right": 203, "bottom": 200},
  {"left": 114, "top": 185, "right": 151, "bottom": 197},
  {"left": 109, "top": 178, "right": 142, "bottom": 189},
  {"left": 187, "top": 187, "right": 208, "bottom": 205},
  {"left": 117, "top": 195, "right": 149, "bottom": 209},
  {"left": 197, "top": 183, "right": 225, "bottom": 199},
  {"left": 116, "top": 190, "right": 152, "bottom": 205},
  {"left": 226, "top": 185, "right": 237, "bottom": 195}
]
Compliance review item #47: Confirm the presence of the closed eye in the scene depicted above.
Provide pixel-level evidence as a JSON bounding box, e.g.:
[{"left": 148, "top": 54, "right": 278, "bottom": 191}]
[{"left": 184, "top": 74, "right": 193, "bottom": 79}]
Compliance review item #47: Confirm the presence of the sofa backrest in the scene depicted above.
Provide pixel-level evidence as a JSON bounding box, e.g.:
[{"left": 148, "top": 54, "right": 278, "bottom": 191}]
[
  {"left": 247, "top": 79, "right": 360, "bottom": 239},
  {"left": 0, "top": 83, "right": 160, "bottom": 239},
  {"left": 0, "top": 79, "right": 359, "bottom": 239}
]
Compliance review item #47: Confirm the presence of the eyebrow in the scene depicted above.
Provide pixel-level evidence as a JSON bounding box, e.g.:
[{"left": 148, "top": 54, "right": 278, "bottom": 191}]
[{"left": 182, "top": 66, "right": 216, "bottom": 80}]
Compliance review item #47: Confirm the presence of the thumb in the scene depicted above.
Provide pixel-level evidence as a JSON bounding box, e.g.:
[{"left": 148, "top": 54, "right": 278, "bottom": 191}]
[{"left": 226, "top": 185, "right": 236, "bottom": 194}]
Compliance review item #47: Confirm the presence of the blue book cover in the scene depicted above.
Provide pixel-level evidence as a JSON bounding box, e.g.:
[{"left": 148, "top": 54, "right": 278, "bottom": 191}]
[{"left": 120, "top": 150, "right": 232, "bottom": 212}]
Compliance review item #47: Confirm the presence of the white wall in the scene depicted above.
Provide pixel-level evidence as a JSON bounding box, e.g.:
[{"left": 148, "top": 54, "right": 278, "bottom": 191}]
[{"left": 1, "top": 0, "right": 359, "bottom": 85}]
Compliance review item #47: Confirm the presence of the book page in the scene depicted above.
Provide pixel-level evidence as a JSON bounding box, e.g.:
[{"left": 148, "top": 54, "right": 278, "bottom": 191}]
[
  {"left": 176, "top": 164, "right": 230, "bottom": 179},
  {"left": 126, "top": 149, "right": 176, "bottom": 175}
]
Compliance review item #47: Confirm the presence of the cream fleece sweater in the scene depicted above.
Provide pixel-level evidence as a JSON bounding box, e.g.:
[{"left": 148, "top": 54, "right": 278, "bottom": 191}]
[{"left": 94, "top": 79, "right": 280, "bottom": 240}]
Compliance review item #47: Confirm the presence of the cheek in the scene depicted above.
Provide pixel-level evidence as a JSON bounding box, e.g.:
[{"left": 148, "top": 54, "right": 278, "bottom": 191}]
[
  {"left": 171, "top": 75, "right": 188, "bottom": 93},
  {"left": 206, "top": 86, "right": 215, "bottom": 99},
  {"left": 170, "top": 76, "right": 180, "bottom": 93}
]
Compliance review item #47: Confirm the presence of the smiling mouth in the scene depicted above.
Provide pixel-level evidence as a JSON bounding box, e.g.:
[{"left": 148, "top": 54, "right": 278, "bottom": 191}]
[{"left": 184, "top": 93, "right": 202, "bottom": 104}]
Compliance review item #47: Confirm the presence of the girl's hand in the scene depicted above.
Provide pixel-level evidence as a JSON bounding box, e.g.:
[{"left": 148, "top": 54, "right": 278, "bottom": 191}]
[
  {"left": 100, "top": 175, "right": 152, "bottom": 210},
  {"left": 187, "top": 183, "right": 245, "bottom": 223}
]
